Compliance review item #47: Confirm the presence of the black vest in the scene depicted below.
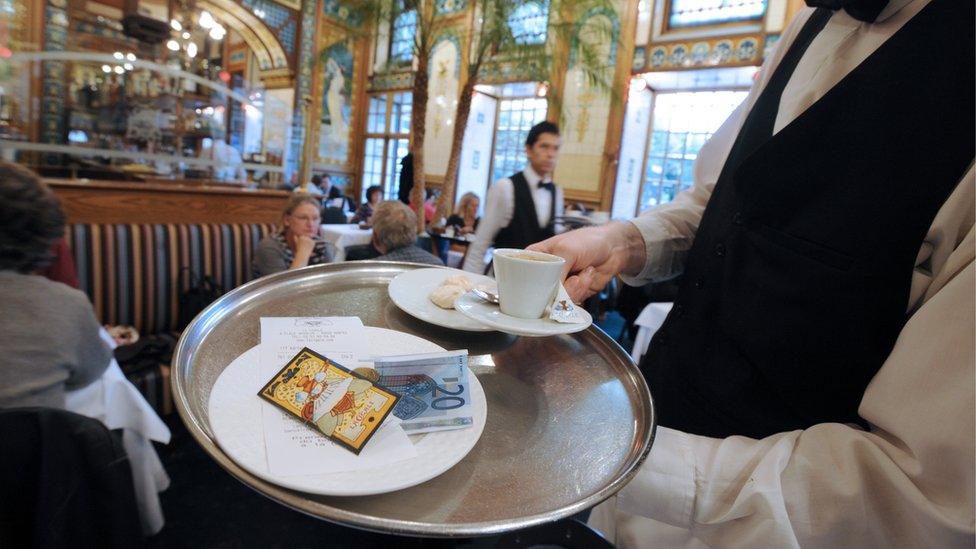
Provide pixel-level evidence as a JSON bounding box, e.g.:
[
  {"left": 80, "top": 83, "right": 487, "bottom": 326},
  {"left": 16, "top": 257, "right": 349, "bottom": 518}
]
[
  {"left": 494, "top": 171, "right": 556, "bottom": 250},
  {"left": 640, "top": 1, "right": 975, "bottom": 440}
]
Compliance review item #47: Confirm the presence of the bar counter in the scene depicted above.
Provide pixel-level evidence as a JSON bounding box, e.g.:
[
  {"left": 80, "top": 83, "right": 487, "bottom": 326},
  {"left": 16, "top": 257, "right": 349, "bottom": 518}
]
[{"left": 46, "top": 178, "right": 291, "bottom": 225}]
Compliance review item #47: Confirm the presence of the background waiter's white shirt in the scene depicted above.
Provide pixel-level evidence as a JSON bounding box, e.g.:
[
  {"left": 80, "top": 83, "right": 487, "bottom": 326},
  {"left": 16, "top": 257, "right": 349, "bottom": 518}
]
[
  {"left": 464, "top": 165, "right": 564, "bottom": 274},
  {"left": 598, "top": 1, "right": 976, "bottom": 547}
]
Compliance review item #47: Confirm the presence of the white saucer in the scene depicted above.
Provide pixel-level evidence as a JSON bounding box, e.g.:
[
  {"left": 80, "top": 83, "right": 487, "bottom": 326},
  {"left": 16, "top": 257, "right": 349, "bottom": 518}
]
[
  {"left": 454, "top": 292, "right": 592, "bottom": 337},
  {"left": 388, "top": 267, "right": 497, "bottom": 332},
  {"left": 208, "top": 327, "right": 488, "bottom": 496}
]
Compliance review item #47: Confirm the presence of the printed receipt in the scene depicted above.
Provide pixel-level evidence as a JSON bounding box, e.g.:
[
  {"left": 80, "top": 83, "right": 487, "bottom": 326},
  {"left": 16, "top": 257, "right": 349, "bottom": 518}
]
[{"left": 258, "top": 317, "right": 417, "bottom": 476}]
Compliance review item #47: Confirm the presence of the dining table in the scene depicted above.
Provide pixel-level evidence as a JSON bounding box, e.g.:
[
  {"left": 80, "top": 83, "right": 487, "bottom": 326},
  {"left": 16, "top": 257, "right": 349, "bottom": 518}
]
[
  {"left": 320, "top": 223, "right": 373, "bottom": 261},
  {"left": 65, "top": 328, "right": 172, "bottom": 536},
  {"left": 170, "top": 261, "right": 655, "bottom": 537}
]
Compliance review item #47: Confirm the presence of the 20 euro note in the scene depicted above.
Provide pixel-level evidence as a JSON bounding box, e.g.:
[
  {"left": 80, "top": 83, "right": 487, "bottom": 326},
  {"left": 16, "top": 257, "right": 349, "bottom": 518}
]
[{"left": 373, "top": 350, "right": 474, "bottom": 435}]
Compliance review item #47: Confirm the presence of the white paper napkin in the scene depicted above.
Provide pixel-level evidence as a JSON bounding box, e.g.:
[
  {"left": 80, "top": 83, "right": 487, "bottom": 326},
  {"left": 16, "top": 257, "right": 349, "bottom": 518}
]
[{"left": 548, "top": 284, "right": 587, "bottom": 324}]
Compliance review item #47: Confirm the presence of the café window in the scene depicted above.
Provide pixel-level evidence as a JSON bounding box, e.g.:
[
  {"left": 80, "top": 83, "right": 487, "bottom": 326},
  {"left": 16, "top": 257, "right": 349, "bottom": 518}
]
[
  {"left": 389, "top": 5, "right": 417, "bottom": 64},
  {"left": 362, "top": 91, "right": 412, "bottom": 201},
  {"left": 667, "top": 0, "right": 767, "bottom": 29},
  {"left": 640, "top": 90, "right": 746, "bottom": 210},
  {"left": 509, "top": 0, "right": 549, "bottom": 46},
  {"left": 490, "top": 83, "right": 547, "bottom": 184}
]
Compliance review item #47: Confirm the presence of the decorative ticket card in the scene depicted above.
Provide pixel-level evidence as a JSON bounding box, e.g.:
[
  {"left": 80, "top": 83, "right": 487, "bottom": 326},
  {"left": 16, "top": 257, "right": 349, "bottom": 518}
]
[{"left": 258, "top": 347, "right": 400, "bottom": 454}]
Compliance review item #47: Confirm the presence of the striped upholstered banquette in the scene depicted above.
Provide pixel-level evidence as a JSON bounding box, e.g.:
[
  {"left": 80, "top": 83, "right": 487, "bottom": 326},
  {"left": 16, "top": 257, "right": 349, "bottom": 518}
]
[{"left": 66, "top": 223, "right": 276, "bottom": 335}]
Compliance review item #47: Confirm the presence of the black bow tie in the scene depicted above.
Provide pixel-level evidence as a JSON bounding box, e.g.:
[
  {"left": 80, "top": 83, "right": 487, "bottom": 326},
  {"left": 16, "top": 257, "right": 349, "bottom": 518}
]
[
  {"left": 538, "top": 181, "right": 555, "bottom": 193},
  {"left": 804, "top": 0, "right": 889, "bottom": 22}
]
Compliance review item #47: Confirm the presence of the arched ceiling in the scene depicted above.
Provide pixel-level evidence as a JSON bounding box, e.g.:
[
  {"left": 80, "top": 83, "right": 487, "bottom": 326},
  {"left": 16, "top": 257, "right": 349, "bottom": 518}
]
[{"left": 198, "top": 0, "right": 290, "bottom": 74}]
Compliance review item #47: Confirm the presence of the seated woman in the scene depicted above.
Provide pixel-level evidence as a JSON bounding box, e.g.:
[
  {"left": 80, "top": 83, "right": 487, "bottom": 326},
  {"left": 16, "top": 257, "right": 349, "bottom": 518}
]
[
  {"left": 0, "top": 162, "right": 112, "bottom": 408},
  {"left": 351, "top": 185, "right": 383, "bottom": 225},
  {"left": 445, "top": 192, "right": 481, "bottom": 235},
  {"left": 253, "top": 194, "right": 334, "bottom": 277}
]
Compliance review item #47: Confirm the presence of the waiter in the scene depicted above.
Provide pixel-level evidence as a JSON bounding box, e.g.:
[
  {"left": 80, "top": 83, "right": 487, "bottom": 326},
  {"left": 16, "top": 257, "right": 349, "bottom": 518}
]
[
  {"left": 532, "top": 0, "right": 974, "bottom": 545},
  {"left": 464, "top": 121, "right": 564, "bottom": 274}
]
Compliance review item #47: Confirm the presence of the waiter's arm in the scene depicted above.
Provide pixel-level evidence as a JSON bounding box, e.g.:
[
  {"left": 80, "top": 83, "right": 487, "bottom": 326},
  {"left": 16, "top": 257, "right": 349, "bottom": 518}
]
[
  {"left": 531, "top": 96, "right": 749, "bottom": 301},
  {"left": 614, "top": 241, "right": 975, "bottom": 547}
]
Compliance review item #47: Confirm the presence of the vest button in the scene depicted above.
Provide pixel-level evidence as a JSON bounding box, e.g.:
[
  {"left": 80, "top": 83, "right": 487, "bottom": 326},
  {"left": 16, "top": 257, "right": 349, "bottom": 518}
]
[
  {"left": 694, "top": 277, "right": 705, "bottom": 289},
  {"left": 714, "top": 243, "right": 726, "bottom": 257},
  {"left": 732, "top": 212, "right": 744, "bottom": 226}
]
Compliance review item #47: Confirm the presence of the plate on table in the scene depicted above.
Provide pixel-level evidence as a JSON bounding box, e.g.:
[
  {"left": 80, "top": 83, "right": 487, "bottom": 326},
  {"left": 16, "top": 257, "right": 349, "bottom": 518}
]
[
  {"left": 454, "top": 292, "right": 592, "bottom": 337},
  {"left": 208, "top": 327, "right": 488, "bottom": 496},
  {"left": 388, "top": 267, "right": 497, "bottom": 332}
]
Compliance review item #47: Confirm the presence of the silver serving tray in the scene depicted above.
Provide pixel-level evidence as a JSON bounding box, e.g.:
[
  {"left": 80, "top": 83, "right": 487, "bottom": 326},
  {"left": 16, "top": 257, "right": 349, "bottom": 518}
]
[{"left": 171, "top": 261, "right": 655, "bottom": 537}]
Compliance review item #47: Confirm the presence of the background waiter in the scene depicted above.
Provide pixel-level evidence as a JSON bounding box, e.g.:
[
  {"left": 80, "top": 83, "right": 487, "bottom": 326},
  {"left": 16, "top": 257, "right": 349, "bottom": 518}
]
[{"left": 464, "top": 121, "right": 564, "bottom": 274}]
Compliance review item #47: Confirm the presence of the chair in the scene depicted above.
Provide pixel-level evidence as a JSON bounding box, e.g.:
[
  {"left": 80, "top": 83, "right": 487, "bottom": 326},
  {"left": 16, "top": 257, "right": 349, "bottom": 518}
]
[
  {"left": 0, "top": 407, "right": 143, "bottom": 548},
  {"left": 322, "top": 206, "right": 348, "bottom": 224},
  {"left": 344, "top": 243, "right": 380, "bottom": 261}
]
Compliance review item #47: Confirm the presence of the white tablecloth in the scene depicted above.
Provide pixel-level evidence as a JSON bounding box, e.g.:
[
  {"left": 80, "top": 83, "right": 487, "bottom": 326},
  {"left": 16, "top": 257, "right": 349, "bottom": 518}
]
[
  {"left": 64, "top": 329, "right": 172, "bottom": 536},
  {"left": 320, "top": 224, "right": 372, "bottom": 261},
  {"left": 631, "top": 302, "right": 674, "bottom": 362}
]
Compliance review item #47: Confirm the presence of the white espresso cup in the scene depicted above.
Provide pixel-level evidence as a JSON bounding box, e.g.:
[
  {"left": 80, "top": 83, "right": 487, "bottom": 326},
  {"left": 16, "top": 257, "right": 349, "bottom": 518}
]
[{"left": 493, "top": 248, "right": 566, "bottom": 319}]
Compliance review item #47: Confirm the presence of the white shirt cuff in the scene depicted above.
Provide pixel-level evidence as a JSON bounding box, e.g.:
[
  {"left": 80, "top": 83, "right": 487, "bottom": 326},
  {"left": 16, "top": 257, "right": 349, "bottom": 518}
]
[
  {"left": 616, "top": 426, "right": 697, "bottom": 528},
  {"left": 620, "top": 216, "right": 675, "bottom": 286}
]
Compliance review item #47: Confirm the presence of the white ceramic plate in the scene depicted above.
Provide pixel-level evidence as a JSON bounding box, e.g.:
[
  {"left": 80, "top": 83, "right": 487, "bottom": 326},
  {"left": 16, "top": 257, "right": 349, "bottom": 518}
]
[
  {"left": 454, "top": 292, "right": 592, "bottom": 337},
  {"left": 208, "top": 327, "right": 488, "bottom": 496},
  {"left": 388, "top": 267, "right": 497, "bottom": 332}
]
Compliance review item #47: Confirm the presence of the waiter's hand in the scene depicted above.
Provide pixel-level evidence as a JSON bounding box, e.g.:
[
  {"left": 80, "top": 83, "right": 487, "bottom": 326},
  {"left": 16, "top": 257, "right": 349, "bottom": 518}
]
[{"left": 528, "top": 222, "right": 647, "bottom": 303}]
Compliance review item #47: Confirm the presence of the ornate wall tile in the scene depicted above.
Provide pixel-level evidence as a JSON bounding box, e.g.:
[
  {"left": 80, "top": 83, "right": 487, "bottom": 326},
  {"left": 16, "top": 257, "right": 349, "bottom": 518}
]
[
  {"left": 632, "top": 46, "right": 646, "bottom": 71},
  {"left": 735, "top": 38, "right": 757, "bottom": 61},
  {"left": 649, "top": 46, "right": 667, "bottom": 68},
  {"left": 435, "top": 0, "right": 467, "bottom": 16}
]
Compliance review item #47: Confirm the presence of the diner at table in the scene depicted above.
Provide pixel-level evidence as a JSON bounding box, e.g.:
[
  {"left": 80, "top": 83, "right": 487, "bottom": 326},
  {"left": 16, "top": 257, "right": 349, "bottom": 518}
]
[{"left": 1, "top": 0, "right": 973, "bottom": 546}]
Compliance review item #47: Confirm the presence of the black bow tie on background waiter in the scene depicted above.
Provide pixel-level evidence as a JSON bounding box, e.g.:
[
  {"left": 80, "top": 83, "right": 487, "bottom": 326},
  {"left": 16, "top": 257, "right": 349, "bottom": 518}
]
[
  {"left": 538, "top": 181, "right": 555, "bottom": 193},
  {"left": 804, "top": 0, "right": 889, "bottom": 22}
]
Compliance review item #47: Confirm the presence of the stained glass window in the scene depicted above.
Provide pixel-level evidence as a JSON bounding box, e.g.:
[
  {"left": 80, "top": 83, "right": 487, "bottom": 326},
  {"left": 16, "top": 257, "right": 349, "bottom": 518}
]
[
  {"left": 509, "top": 1, "right": 549, "bottom": 45},
  {"left": 668, "top": 0, "right": 766, "bottom": 29},
  {"left": 390, "top": 8, "right": 417, "bottom": 64}
]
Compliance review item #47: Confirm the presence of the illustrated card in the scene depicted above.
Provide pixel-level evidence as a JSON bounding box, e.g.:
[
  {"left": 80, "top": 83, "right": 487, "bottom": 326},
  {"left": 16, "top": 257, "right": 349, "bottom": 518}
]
[{"left": 258, "top": 347, "right": 400, "bottom": 454}]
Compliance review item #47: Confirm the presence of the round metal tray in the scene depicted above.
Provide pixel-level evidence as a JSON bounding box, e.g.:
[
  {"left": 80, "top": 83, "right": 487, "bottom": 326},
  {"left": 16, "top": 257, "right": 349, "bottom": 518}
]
[{"left": 171, "top": 261, "right": 655, "bottom": 537}]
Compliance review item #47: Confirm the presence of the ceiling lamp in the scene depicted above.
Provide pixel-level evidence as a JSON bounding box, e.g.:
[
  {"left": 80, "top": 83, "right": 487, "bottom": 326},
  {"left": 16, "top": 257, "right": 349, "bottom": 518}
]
[
  {"left": 125, "top": 52, "right": 136, "bottom": 61},
  {"left": 113, "top": 65, "right": 125, "bottom": 74},
  {"left": 113, "top": 51, "right": 124, "bottom": 60},
  {"left": 187, "top": 42, "right": 198, "bottom": 58},
  {"left": 101, "top": 64, "right": 112, "bottom": 73},
  {"left": 166, "top": 39, "right": 180, "bottom": 51},
  {"left": 199, "top": 10, "right": 215, "bottom": 30},
  {"left": 182, "top": 31, "right": 191, "bottom": 39},
  {"left": 209, "top": 23, "right": 226, "bottom": 40},
  {"left": 170, "top": 19, "right": 182, "bottom": 31}
]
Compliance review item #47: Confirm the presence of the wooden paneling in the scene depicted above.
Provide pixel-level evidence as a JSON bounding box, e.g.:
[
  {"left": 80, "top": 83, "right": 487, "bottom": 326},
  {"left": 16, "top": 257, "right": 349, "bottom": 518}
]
[{"left": 47, "top": 179, "right": 291, "bottom": 225}]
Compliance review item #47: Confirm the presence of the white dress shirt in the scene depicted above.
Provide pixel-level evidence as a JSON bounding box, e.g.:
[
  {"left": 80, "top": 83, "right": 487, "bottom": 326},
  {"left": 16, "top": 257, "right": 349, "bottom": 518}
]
[
  {"left": 595, "top": 1, "right": 976, "bottom": 546},
  {"left": 463, "top": 165, "right": 565, "bottom": 274}
]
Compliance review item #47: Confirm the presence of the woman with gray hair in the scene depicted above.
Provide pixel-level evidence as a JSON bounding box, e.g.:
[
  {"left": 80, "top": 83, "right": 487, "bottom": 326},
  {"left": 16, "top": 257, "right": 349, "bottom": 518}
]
[
  {"left": 0, "top": 162, "right": 112, "bottom": 408},
  {"left": 253, "top": 193, "right": 335, "bottom": 277},
  {"left": 371, "top": 201, "right": 443, "bottom": 266}
]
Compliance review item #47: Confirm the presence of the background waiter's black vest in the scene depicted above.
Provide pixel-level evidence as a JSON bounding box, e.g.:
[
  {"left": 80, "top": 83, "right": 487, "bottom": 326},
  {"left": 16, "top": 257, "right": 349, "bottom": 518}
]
[
  {"left": 493, "top": 171, "right": 556, "bottom": 250},
  {"left": 640, "top": 1, "right": 975, "bottom": 440}
]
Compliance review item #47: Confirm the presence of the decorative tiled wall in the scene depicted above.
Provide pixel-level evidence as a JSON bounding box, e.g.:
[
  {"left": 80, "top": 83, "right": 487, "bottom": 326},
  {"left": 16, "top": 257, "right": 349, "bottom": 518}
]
[
  {"left": 286, "top": 0, "right": 319, "bottom": 180},
  {"left": 368, "top": 71, "right": 414, "bottom": 92},
  {"left": 40, "top": 0, "right": 68, "bottom": 159},
  {"left": 241, "top": 0, "right": 298, "bottom": 58},
  {"left": 634, "top": 34, "right": 780, "bottom": 72}
]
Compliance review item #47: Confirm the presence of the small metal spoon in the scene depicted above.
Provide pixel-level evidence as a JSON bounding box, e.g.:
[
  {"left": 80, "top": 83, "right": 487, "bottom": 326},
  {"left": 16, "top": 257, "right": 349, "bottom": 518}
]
[{"left": 470, "top": 288, "right": 500, "bottom": 305}]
